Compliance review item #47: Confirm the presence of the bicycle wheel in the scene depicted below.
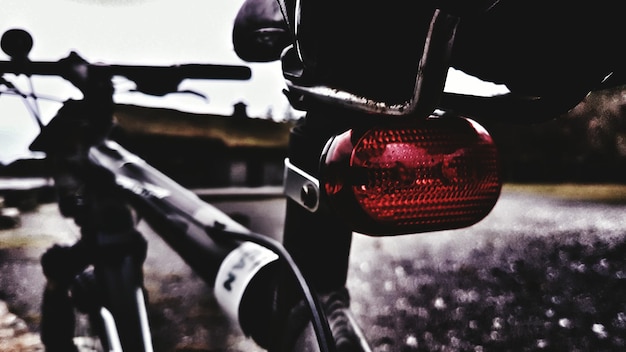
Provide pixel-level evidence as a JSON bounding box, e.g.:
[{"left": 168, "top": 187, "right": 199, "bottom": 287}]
[
  {"left": 71, "top": 268, "right": 106, "bottom": 352},
  {"left": 69, "top": 254, "right": 152, "bottom": 352},
  {"left": 96, "top": 255, "right": 153, "bottom": 351},
  {"left": 73, "top": 314, "right": 105, "bottom": 352}
]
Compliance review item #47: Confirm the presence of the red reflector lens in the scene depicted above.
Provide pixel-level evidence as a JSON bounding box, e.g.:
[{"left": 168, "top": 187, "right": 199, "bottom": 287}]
[{"left": 321, "top": 116, "right": 501, "bottom": 235}]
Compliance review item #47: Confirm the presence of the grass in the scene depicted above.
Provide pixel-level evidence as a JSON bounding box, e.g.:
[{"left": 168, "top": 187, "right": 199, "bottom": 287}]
[{"left": 503, "top": 183, "right": 626, "bottom": 204}]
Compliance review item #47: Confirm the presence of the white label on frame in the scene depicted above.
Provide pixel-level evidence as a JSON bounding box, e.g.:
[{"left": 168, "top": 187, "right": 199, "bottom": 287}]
[{"left": 214, "top": 241, "right": 279, "bottom": 322}]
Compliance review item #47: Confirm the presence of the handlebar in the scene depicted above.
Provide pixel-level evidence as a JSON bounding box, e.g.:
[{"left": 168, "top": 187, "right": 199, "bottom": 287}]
[
  {"left": 0, "top": 51, "right": 252, "bottom": 96},
  {"left": 0, "top": 56, "right": 252, "bottom": 81},
  {"left": 0, "top": 28, "right": 253, "bottom": 155},
  {"left": 0, "top": 28, "right": 251, "bottom": 97}
]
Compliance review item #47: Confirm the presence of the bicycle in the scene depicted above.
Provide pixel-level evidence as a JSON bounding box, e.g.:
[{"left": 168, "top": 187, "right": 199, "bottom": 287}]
[
  {"left": 0, "top": 25, "right": 354, "bottom": 351},
  {"left": 3, "top": 1, "right": 625, "bottom": 351},
  {"left": 0, "top": 21, "right": 496, "bottom": 352}
]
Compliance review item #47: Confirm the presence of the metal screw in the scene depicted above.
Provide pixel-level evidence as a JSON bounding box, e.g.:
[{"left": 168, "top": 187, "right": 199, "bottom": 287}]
[{"left": 300, "top": 183, "right": 318, "bottom": 210}]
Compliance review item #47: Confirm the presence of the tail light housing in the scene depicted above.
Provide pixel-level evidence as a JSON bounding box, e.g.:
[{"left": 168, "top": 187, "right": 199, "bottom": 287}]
[{"left": 320, "top": 116, "right": 501, "bottom": 236}]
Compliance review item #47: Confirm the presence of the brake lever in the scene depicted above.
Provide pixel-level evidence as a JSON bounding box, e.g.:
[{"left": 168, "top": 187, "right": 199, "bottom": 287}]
[
  {"left": 129, "top": 74, "right": 182, "bottom": 96},
  {"left": 129, "top": 83, "right": 208, "bottom": 101},
  {"left": 170, "top": 89, "right": 208, "bottom": 101}
]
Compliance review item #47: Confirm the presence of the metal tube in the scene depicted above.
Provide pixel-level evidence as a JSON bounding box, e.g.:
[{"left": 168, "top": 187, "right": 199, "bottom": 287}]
[{"left": 89, "top": 140, "right": 244, "bottom": 283}]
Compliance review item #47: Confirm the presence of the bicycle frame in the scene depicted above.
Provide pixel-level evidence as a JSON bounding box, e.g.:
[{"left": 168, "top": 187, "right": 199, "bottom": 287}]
[
  {"left": 0, "top": 28, "right": 362, "bottom": 351},
  {"left": 91, "top": 136, "right": 374, "bottom": 351},
  {"left": 36, "top": 107, "right": 345, "bottom": 351}
]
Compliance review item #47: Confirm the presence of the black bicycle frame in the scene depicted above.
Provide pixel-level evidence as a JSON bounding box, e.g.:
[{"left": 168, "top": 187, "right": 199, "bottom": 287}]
[
  {"left": 89, "top": 137, "right": 343, "bottom": 351},
  {"left": 89, "top": 140, "right": 246, "bottom": 283}
]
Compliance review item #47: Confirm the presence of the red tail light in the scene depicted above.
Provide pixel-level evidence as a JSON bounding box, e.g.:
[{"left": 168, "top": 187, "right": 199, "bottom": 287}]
[{"left": 320, "top": 116, "right": 501, "bottom": 235}]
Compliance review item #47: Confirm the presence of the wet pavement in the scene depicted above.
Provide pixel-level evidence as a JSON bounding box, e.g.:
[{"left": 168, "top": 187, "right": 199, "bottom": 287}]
[{"left": 1, "top": 187, "right": 626, "bottom": 351}]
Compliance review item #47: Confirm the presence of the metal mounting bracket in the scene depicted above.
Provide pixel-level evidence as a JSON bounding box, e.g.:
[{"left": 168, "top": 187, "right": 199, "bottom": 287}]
[{"left": 283, "top": 158, "right": 320, "bottom": 212}]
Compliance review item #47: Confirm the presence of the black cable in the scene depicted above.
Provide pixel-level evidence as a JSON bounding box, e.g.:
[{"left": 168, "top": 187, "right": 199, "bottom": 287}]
[
  {"left": 0, "top": 77, "right": 45, "bottom": 129},
  {"left": 0, "top": 89, "right": 61, "bottom": 103},
  {"left": 206, "top": 225, "right": 337, "bottom": 352},
  {"left": 26, "top": 75, "right": 44, "bottom": 129}
]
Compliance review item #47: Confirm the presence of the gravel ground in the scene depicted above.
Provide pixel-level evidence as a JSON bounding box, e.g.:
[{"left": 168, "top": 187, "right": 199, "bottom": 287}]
[
  {"left": 2, "top": 189, "right": 626, "bottom": 351},
  {"left": 7, "top": 230, "right": 626, "bottom": 352},
  {"left": 349, "top": 232, "right": 626, "bottom": 352}
]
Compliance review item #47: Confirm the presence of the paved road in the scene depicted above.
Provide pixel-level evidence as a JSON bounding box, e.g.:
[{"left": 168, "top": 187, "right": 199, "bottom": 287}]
[{"left": 1, "top": 188, "right": 626, "bottom": 351}]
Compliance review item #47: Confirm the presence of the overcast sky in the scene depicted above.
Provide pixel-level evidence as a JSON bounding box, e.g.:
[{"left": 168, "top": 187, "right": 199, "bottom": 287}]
[
  {"left": 1, "top": 0, "right": 288, "bottom": 113},
  {"left": 0, "top": 0, "right": 291, "bottom": 164}
]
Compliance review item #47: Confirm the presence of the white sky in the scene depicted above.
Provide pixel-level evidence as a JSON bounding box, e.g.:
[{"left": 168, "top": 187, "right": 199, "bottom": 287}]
[
  {"left": 0, "top": 0, "right": 508, "bottom": 164},
  {"left": 1, "top": 0, "right": 287, "bottom": 114},
  {"left": 0, "top": 0, "right": 290, "bottom": 164}
]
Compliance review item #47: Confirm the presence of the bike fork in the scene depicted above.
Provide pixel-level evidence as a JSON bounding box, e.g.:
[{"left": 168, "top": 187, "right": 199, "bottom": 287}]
[
  {"left": 92, "top": 226, "right": 151, "bottom": 352},
  {"left": 41, "top": 166, "right": 153, "bottom": 352},
  {"left": 40, "top": 242, "right": 89, "bottom": 352}
]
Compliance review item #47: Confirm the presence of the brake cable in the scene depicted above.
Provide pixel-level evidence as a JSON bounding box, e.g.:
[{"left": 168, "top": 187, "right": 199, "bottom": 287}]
[{"left": 0, "top": 75, "right": 46, "bottom": 129}]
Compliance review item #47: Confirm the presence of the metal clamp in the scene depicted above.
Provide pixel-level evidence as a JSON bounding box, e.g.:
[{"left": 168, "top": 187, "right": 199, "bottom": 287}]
[
  {"left": 283, "top": 9, "right": 459, "bottom": 117},
  {"left": 283, "top": 158, "right": 320, "bottom": 212}
]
